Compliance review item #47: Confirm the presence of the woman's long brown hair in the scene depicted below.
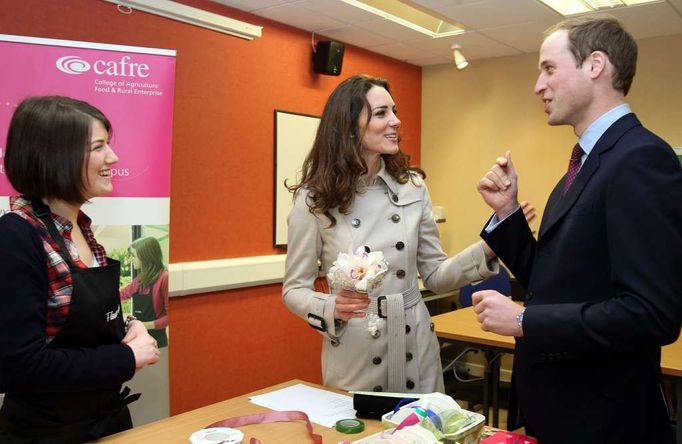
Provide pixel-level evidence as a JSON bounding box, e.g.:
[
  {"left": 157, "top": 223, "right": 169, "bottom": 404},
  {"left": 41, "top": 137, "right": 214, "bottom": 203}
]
[{"left": 287, "top": 74, "right": 422, "bottom": 226}]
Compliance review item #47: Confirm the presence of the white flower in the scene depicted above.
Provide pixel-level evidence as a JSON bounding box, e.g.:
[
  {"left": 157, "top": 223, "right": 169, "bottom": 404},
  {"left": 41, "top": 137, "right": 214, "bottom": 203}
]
[{"left": 328, "top": 246, "right": 388, "bottom": 294}]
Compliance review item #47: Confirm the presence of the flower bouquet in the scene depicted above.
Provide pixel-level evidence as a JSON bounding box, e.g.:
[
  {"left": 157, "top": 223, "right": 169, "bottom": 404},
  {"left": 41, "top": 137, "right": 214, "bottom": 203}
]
[{"left": 328, "top": 246, "right": 388, "bottom": 336}]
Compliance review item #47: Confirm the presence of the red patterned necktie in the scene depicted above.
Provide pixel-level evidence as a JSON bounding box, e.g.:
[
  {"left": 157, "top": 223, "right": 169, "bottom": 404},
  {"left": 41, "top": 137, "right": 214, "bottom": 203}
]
[{"left": 562, "top": 143, "right": 584, "bottom": 196}]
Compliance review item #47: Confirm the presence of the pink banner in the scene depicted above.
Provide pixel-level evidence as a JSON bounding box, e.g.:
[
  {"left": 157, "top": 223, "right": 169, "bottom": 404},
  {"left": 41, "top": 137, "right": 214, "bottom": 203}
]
[{"left": 0, "top": 36, "right": 175, "bottom": 197}]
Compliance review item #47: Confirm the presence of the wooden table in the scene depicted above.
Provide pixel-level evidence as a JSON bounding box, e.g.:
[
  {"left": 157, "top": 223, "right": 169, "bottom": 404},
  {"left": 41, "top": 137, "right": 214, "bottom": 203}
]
[
  {"left": 434, "top": 306, "right": 682, "bottom": 443},
  {"left": 98, "top": 379, "right": 384, "bottom": 443}
]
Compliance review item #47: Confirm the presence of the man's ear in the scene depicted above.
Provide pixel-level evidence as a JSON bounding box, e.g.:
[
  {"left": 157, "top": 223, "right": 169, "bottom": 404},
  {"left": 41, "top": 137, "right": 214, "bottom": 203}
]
[{"left": 587, "top": 50, "right": 607, "bottom": 79}]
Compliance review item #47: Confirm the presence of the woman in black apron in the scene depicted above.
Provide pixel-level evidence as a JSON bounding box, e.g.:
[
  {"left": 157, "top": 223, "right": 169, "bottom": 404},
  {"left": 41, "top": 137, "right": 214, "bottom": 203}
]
[
  {"left": 120, "top": 236, "right": 169, "bottom": 348},
  {"left": 0, "top": 96, "right": 160, "bottom": 443}
]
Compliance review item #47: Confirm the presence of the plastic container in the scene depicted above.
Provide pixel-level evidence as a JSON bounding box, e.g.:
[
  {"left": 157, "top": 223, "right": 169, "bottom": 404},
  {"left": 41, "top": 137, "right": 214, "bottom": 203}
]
[
  {"left": 381, "top": 394, "right": 485, "bottom": 444},
  {"left": 351, "top": 425, "right": 441, "bottom": 443},
  {"left": 189, "top": 427, "right": 244, "bottom": 444}
]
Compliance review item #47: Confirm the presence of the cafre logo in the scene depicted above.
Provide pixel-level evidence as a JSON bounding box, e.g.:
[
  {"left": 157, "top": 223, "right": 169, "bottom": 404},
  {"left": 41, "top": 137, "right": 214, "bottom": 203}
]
[
  {"left": 55, "top": 54, "right": 151, "bottom": 78},
  {"left": 56, "top": 55, "right": 91, "bottom": 75}
]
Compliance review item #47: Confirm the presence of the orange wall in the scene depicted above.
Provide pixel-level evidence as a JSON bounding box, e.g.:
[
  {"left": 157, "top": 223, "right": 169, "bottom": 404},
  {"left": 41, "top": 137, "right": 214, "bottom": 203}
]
[{"left": 1, "top": 0, "right": 422, "bottom": 413}]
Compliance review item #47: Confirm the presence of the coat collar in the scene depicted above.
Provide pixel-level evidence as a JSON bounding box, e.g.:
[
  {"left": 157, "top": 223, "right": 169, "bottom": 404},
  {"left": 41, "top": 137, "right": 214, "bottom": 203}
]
[
  {"left": 538, "top": 113, "right": 641, "bottom": 239},
  {"left": 371, "top": 158, "right": 424, "bottom": 206}
]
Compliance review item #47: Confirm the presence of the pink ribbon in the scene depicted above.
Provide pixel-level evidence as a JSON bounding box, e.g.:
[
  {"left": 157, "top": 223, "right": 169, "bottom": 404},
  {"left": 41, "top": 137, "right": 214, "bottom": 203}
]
[{"left": 206, "top": 410, "right": 323, "bottom": 444}]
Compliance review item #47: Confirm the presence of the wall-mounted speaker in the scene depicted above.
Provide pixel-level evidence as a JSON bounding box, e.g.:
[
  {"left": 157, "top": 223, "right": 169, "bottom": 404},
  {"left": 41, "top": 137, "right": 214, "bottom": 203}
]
[{"left": 312, "top": 41, "right": 344, "bottom": 76}]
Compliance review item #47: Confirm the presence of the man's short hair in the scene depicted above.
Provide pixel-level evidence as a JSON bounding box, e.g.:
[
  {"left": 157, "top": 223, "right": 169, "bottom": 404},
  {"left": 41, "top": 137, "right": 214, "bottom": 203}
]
[{"left": 547, "top": 16, "right": 638, "bottom": 95}]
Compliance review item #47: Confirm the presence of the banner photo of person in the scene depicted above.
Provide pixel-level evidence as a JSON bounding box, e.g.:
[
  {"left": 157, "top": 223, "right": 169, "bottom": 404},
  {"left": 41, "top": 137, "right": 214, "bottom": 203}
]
[{"left": 0, "top": 34, "right": 175, "bottom": 427}]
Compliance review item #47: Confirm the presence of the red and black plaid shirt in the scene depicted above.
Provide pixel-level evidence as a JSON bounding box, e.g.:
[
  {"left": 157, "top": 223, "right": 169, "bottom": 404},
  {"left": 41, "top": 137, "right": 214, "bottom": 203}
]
[{"left": 10, "top": 196, "right": 108, "bottom": 341}]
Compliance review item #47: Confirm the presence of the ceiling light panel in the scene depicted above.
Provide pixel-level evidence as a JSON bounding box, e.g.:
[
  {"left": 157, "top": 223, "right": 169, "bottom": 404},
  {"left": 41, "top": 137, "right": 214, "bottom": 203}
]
[
  {"left": 538, "top": 0, "right": 662, "bottom": 15},
  {"left": 339, "top": 0, "right": 465, "bottom": 37}
]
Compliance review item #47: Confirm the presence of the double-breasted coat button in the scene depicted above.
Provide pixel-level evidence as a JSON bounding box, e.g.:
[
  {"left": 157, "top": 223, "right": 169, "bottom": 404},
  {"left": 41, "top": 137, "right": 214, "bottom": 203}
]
[
  {"left": 430, "top": 322, "right": 435, "bottom": 332},
  {"left": 395, "top": 241, "right": 405, "bottom": 250},
  {"left": 396, "top": 269, "right": 406, "bottom": 279},
  {"left": 392, "top": 194, "right": 399, "bottom": 203},
  {"left": 406, "top": 380, "right": 415, "bottom": 389},
  {"left": 372, "top": 330, "right": 381, "bottom": 339},
  {"left": 351, "top": 218, "right": 361, "bottom": 228},
  {"left": 373, "top": 385, "right": 383, "bottom": 392},
  {"left": 406, "top": 352, "right": 413, "bottom": 361},
  {"left": 405, "top": 325, "right": 411, "bottom": 334},
  {"left": 391, "top": 214, "right": 401, "bottom": 223},
  {"left": 372, "top": 357, "right": 382, "bottom": 365}
]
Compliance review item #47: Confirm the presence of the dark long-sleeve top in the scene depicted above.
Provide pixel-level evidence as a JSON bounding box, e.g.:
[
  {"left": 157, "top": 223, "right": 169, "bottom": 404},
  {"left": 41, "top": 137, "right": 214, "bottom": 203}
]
[{"left": 0, "top": 209, "right": 135, "bottom": 394}]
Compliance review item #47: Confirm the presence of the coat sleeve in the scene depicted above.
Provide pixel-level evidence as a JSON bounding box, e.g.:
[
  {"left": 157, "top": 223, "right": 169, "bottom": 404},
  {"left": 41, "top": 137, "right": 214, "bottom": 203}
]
[
  {"left": 282, "top": 191, "right": 340, "bottom": 338},
  {"left": 417, "top": 183, "right": 499, "bottom": 293},
  {"left": 0, "top": 214, "right": 136, "bottom": 394},
  {"left": 525, "top": 143, "right": 682, "bottom": 352}
]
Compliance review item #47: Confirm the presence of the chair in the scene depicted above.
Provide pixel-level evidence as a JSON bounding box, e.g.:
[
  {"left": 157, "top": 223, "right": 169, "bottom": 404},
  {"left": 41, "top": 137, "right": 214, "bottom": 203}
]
[
  {"left": 442, "top": 267, "right": 512, "bottom": 412},
  {"left": 458, "top": 266, "right": 512, "bottom": 307}
]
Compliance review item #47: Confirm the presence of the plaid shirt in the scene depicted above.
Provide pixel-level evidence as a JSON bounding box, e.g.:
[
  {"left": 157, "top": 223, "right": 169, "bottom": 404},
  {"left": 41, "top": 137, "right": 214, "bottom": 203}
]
[{"left": 10, "top": 196, "right": 108, "bottom": 341}]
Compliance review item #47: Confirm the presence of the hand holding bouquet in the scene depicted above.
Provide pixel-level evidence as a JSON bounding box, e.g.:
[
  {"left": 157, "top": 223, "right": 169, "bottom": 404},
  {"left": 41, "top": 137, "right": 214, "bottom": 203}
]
[
  {"left": 328, "top": 247, "right": 388, "bottom": 335},
  {"left": 328, "top": 246, "right": 389, "bottom": 294}
]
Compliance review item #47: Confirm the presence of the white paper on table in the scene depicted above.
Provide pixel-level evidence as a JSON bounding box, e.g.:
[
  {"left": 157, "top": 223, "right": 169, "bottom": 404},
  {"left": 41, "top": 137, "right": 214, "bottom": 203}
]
[{"left": 248, "top": 383, "right": 356, "bottom": 428}]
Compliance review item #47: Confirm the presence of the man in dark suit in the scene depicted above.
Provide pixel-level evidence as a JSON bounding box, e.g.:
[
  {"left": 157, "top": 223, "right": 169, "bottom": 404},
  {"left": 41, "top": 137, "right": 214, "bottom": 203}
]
[{"left": 473, "top": 16, "right": 682, "bottom": 443}]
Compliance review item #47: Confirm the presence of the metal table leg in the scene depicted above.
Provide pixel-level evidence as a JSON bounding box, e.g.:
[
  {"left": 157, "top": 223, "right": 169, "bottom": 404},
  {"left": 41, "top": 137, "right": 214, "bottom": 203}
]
[{"left": 491, "top": 353, "right": 501, "bottom": 428}]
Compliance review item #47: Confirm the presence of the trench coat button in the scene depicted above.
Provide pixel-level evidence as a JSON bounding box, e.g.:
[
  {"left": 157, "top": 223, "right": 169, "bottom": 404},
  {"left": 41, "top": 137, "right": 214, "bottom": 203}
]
[
  {"left": 392, "top": 194, "right": 399, "bottom": 203},
  {"left": 372, "top": 330, "right": 381, "bottom": 339},
  {"left": 351, "top": 218, "right": 361, "bottom": 228},
  {"left": 430, "top": 322, "right": 435, "bottom": 332},
  {"left": 330, "top": 339, "right": 339, "bottom": 347},
  {"left": 391, "top": 214, "right": 401, "bottom": 223},
  {"left": 405, "top": 324, "right": 411, "bottom": 334},
  {"left": 373, "top": 385, "right": 383, "bottom": 392},
  {"left": 406, "top": 380, "right": 415, "bottom": 390},
  {"left": 406, "top": 352, "right": 413, "bottom": 362},
  {"left": 395, "top": 241, "right": 405, "bottom": 250},
  {"left": 372, "top": 357, "right": 382, "bottom": 365},
  {"left": 396, "top": 269, "right": 406, "bottom": 279}
]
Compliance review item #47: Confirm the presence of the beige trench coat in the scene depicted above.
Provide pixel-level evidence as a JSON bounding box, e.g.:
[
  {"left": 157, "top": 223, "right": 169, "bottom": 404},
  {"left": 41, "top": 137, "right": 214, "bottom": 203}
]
[{"left": 283, "top": 162, "right": 498, "bottom": 393}]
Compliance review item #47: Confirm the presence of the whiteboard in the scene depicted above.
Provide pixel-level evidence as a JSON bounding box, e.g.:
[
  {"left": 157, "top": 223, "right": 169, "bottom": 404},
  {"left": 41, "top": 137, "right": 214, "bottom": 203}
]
[{"left": 274, "top": 110, "right": 320, "bottom": 247}]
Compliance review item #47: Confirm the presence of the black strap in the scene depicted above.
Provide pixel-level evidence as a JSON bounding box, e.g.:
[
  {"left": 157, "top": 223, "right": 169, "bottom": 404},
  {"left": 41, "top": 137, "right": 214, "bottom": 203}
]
[{"left": 30, "top": 198, "right": 76, "bottom": 268}]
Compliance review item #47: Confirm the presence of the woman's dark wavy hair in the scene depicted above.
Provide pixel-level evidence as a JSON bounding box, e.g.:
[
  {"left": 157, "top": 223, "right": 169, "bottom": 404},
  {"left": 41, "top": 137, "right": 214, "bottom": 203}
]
[
  {"left": 5, "top": 95, "right": 111, "bottom": 204},
  {"left": 287, "top": 74, "right": 422, "bottom": 226}
]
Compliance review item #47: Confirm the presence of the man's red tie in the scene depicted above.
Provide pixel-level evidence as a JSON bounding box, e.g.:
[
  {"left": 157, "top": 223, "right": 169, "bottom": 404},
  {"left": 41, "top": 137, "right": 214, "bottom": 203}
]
[{"left": 562, "top": 143, "right": 584, "bottom": 196}]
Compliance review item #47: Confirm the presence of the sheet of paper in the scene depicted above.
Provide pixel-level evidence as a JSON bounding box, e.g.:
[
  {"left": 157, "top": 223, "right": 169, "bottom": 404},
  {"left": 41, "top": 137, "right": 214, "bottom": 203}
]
[{"left": 249, "top": 383, "right": 356, "bottom": 428}]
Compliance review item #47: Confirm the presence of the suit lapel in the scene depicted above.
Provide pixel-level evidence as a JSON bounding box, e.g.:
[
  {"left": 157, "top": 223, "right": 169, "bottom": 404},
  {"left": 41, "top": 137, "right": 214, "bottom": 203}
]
[{"left": 538, "top": 113, "right": 641, "bottom": 240}]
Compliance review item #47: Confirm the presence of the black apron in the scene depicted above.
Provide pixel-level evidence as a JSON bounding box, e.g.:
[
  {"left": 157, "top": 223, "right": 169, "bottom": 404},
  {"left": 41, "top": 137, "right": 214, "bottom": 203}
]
[
  {"left": 0, "top": 200, "right": 139, "bottom": 444},
  {"left": 131, "top": 286, "right": 168, "bottom": 348}
]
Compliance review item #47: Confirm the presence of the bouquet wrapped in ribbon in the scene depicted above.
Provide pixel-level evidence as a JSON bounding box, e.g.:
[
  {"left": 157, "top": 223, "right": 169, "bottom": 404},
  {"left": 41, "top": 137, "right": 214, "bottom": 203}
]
[
  {"left": 328, "top": 246, "right": 389, "bottom": 336},
  {"left": 328, "top": 246, "right": 388, "bottom": 294}
]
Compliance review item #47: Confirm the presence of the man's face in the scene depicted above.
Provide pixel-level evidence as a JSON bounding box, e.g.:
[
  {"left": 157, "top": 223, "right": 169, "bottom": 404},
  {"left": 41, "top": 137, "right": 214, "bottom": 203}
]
[{"left": 534, "top": 30, "right": 593, "bottom": 132}]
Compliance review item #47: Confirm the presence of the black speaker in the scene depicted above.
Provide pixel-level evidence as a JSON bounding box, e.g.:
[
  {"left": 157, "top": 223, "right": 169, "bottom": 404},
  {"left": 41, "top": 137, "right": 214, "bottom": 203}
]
[{"left": 312, "top": 41, "right": 344, "bottom": 76}]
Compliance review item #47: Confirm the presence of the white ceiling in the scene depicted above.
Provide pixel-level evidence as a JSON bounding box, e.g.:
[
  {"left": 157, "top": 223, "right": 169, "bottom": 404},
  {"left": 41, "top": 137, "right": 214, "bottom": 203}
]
[{"left": 211, "top": 0, "right": 682, "bottom": 66}]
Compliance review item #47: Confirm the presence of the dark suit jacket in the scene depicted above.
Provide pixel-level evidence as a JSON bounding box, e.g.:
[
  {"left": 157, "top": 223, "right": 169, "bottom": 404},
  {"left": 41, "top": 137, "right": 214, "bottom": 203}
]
[{"left": 482, "top": 113, "right": 682, "bottom": 444}]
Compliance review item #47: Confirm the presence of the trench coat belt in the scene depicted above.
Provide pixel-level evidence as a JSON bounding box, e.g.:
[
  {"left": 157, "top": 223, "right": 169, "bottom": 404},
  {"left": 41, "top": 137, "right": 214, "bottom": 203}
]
[{"left": 368, "top": 285, "right": 421, "bottom": 392}]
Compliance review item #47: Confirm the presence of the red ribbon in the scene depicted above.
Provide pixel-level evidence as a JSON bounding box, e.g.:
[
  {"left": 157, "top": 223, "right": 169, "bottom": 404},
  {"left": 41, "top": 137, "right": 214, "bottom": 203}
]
[{"left": 206, "top": 410, "right": 324, "bottom": 444}]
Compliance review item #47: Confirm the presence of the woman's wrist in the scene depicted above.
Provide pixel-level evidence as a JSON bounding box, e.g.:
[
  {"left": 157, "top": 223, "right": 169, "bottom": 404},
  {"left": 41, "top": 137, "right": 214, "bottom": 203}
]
[{"left": 125, "top": 315, "right": 138, "bottom": 332}]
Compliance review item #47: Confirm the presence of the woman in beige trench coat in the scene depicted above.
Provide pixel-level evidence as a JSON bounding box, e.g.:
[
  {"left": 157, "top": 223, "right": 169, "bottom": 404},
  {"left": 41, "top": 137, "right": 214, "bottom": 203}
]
[{"left": 283, "top": 74, "right": 499, "bottom": 394}]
